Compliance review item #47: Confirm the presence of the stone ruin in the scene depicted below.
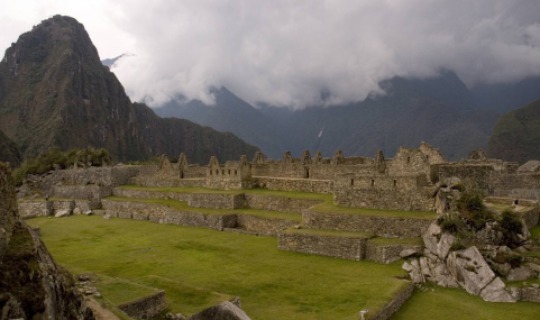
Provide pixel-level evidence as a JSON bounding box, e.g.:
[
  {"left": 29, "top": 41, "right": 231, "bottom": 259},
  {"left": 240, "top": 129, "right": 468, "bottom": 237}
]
[
  {"left": 11, "top": 141, "right": 540, "bottom": 315},
  {"left": 129, "top": 142, "right": 540, "bottom": 212}
]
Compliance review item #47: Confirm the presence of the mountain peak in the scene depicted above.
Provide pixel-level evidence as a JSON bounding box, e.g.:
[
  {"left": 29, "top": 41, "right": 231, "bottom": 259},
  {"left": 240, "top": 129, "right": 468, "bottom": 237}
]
[{"left": 0, "top": 16, "right": 257, "bottom": 162}]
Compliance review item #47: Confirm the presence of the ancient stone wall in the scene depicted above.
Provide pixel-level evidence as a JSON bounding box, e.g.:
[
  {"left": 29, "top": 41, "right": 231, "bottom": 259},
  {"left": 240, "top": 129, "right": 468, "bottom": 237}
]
[
  {"left": 278, "top": 230, "right": 367, "bottom": 261},
  {"left": 370, "top": 283, "right": 415, "bottom": 320},
  {"left": 386, "top": 147, "right": 431, "bottom": 176},
  {"left": 17, "top": 200, "right": 52, "bottom": 218},
  {"left": 101, "top": 200, "right": 237, "bottom": 229},
  {"left": 188, "top": 193, "right": 246, "bottom": 210},
  {"left": 53, "top": 184, "right": 112, "bottom": 200},
  {"left": 250, "top": 162, "right": 306, "bottom": 179},
  {"left": 438, "top": 164, "right": 495, "bottom": 190},
  {"left": 52, "top": 166, "right": 141, "bottom": 186},
  {"left": 112, "top": 188, "right": 247, "bottom": 210},
  {"left": 309, "top": 163, "right": 376, "bottom": 180},
  {"left": 365, "top": 242, "right": 422, "bottom": 264},
  {"left": 236, "top": 215, "right": 297, "bottom": 236},
  {"left": 117, "top": 290, "right": 166, "bottom": 320},
  {"left": 112, "top": 187, "right": 191, "bottom": 202},
  {"left": 302, "top": 210, "right": 432, "bottom": 238},
  {"left": 489, "top": 173, "right": 540, "bottom": 200},
  {"left": 53, "top": 200, "right": 75, "bottom": 212},
  {"left": 244, "top": 194, "right": 322, "bottom": 213},
  {"left": 254, "top": 177, "right": 333, "bottom": 193},
  {"left": 333, "top": 188, "right": 433, "bottom": 211}
]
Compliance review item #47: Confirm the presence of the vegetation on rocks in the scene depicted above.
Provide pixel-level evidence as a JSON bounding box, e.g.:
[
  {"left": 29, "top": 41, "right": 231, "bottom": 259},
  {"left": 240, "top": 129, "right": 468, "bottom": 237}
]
[{"left": 12, "top": 147, "right": 110, "bottom": 185}]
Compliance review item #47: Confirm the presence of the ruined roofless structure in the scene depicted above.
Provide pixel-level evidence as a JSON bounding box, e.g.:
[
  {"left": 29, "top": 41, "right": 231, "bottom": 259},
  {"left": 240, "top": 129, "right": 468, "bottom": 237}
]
[{"left": 134, "top": 142, "right": 540, "bottom": 212}]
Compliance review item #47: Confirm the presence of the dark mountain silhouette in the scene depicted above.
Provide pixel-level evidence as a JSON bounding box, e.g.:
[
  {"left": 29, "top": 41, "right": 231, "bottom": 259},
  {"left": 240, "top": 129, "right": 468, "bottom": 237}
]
[
  {"left": 0, "top": 129, "right": 21, "bottom": 166},
  {"left": 0, "top": 15, "right": 257, "bottom": 163},
  {"left": 471, "top": 76, "right": 540, "bottom": 113},
  {"left": 488, "top": 99, "right": 540, "bottom": 164}
]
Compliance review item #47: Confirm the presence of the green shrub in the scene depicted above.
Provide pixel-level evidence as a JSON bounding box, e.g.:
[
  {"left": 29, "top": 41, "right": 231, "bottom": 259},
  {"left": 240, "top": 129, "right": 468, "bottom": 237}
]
[
  {"left": 12, "top": 147, "right": 111, "bottom": 185},
  {"left": 498, "top": 210, "right": 524, "bottom": 248},
  {"left": 440, "top": 218, "right": 463, "bottom": 235},
  {"left": 506, "top": 254, "right": 523, "bottom": 268},
  {"left": 456, "top": 188, "right": 493, "bottom": 231}
]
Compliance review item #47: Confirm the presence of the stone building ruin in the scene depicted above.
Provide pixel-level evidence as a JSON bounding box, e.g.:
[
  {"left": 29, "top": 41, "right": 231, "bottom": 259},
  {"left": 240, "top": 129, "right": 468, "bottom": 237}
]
[{"left": 133, "top": 142, "right": 539, "bottom": 211}]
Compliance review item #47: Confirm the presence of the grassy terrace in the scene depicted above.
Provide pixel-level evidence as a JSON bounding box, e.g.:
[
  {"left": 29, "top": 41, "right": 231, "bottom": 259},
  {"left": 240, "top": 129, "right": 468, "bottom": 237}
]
[
  {"left": 392, "top": 283, "right": 540, "bottom": 320},
  {"left": 282, "top": 228, "right": 373, "bottom": 238},
  {"left": 105, "top": 196, "right": 302, "bottom": 222},
  {"left": 28, "top": 215, "right": 407, "bottom": 319},
  {"left": 116, "top": 185, "right": 436, "bottom": 220},
  {"left": 118, "top": 185, "right": 332, "bottom": 201},
  {"left": 312, "top": 202, "right": 436, "bottom": 220}
]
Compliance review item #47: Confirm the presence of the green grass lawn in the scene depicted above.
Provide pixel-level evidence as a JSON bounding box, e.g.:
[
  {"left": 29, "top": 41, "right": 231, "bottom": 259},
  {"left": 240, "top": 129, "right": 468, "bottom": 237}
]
[
  {"left": 28, "top": 215, "right": 407, "bottom": 319},
  {"left": 312, "top": 202, "right": 437, "bottom": 220},
  {"left": 392, "top": 283, "right": 540, "bottom": 320}
]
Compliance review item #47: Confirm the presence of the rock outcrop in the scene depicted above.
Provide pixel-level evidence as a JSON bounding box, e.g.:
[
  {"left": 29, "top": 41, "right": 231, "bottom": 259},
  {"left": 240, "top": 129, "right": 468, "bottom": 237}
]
[
  {"left": 0, "top": 163, "right": 94, "bottom": 319},
  {"left": 188, "top": 301, "right": 251, "bottom": 320}
]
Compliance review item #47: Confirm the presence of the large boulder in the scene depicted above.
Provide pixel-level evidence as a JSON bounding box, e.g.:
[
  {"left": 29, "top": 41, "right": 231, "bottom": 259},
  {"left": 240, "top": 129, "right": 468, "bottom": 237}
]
[
  {"left": 188, "top": 301, "right": 251, "bottom": 320},
  {"left": 447, "top": 246, "right": 514, "bottom": 302}
]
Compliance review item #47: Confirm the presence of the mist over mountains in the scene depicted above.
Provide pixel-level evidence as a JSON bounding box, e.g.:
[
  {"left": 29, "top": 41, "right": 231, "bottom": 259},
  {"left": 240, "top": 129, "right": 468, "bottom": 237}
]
[{"left": 155, "top": 70, "right": 540, "bottom": 161}]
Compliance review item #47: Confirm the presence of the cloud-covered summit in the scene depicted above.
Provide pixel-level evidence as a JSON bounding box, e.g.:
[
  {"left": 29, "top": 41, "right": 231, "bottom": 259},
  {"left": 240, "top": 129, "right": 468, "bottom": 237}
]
[{"left": 110, "top": 0, "right": 540, "bottom": 109}]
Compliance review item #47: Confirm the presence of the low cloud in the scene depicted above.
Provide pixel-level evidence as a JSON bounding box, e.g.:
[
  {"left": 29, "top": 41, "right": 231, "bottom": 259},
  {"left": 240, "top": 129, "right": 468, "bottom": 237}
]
[{"left": 110, "top": 0, "right": 540, "bottom": 108}]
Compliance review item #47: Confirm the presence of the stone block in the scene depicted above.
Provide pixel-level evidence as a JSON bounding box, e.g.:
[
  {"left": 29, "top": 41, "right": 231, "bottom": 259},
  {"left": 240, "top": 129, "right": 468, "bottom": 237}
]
[
  {"left": 479, "top": 277, "right": 515, "bottom": 302},
  {"left": 447, "top": 246, "right": 496, "bottom": 295}
]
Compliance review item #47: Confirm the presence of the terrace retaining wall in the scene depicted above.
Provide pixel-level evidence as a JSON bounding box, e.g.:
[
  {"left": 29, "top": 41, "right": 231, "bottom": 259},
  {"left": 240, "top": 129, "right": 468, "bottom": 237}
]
[
  {"left": 278, "top": 231, "right": 368, "bottom": 261},
  {"left": 244, "top": 194, "right": 322, "bottom": 214},
  {"left": 370, "top": 282, "right": 415, "bottom": 320},
  {"left": 101, "top": 200, "right": 237, "bottom": 230},
  {"left": 17, "top": 200, "right": 52, "bottom": 218},
  {"left": 365, "top": 242, "right": 422, "bottom": 264},
  {"left": 117, "top": 290, "right": 166, "bottom": 320},
  {"left": 302, "top": 210, "right": 432, "bottom": 238},
  {"left": 254, "top": 177, "right": 333, "bottom": 193},
  {"left": 235, "top": 215, "right": 298, "bottom": 236}
]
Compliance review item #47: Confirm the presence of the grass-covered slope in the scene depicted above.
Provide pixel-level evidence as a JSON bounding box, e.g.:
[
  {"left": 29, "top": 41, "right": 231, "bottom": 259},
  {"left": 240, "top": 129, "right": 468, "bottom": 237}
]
[
  {"left": 29, "top": 215, "right": 407, "bottom": 319},
  {"left": 488, "top": 99, "right": 540, "bottom": 163}
]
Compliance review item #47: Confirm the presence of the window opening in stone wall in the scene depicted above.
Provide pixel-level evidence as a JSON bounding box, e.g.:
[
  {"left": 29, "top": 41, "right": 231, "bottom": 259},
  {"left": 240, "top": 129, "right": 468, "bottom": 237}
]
[
  {"left": 228, "top": 169, "right": 231, "bottom": 175},
  {"left": 371, "top": 179, "right": 375, "bottom": 187},
  {"left": 209, "top": 170, "right": 212, "bottom": 176},
  {"left": 304, "top": 167, "right": 310, "bottom": 179},
  {"left": 406, "top": 156, "right": 410, "bottom": 164},
  {"left": 350, "top": 179, "right": 354, "bottom": 186},
  {"left": 216, "top": 169, "right": 219, "bottom": 175},
  {"left": 393, "top": 179, "right": 397, "bottom": 187},
  {"left": 222, "top": 169, "right": 225, "bottom": 175},
  {"left": 234, "top": 169, "right": 237, "bottom": 175}
]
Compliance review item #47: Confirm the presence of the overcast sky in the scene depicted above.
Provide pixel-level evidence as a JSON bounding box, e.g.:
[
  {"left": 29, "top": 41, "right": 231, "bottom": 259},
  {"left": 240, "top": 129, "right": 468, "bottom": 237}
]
[{"left": 1, "top": 0, "right": 540, "bottom": 108}]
